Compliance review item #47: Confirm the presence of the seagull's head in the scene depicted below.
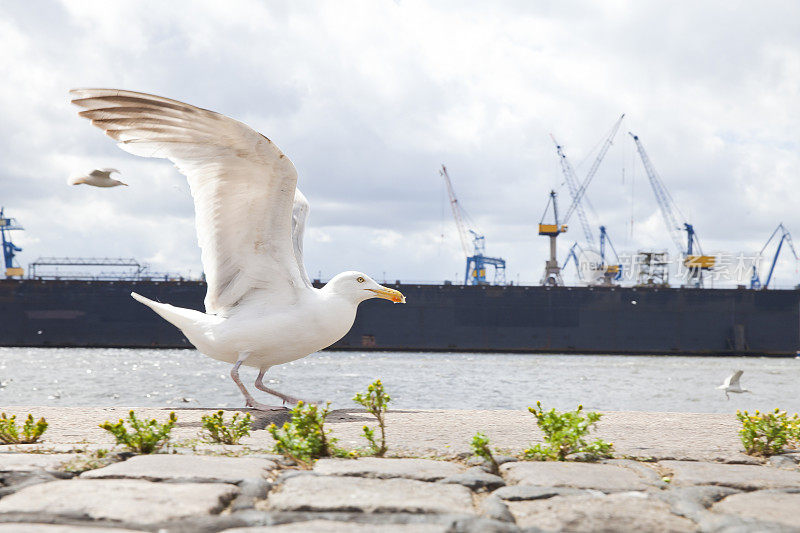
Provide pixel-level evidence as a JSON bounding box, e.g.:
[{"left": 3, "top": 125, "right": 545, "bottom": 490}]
[{"left": 326, "top": 271, "right": 406, "bottom": 304}]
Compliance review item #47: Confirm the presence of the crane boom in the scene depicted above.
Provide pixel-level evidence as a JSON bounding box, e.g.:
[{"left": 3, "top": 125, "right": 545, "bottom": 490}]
[
  {"left": 440, "top": 165, "right": 471, "bottom": 257},
  {"left": 628, "top": 133, "right": 686, "bottom": 253},
  {"left": 551, "top": 135, "right": 594, "bottom": 245},
  {"left": 562, "top": 114, "right": 625, "bottom": 225}
]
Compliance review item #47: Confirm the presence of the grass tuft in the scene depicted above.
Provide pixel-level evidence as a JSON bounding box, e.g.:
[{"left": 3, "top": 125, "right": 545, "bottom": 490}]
[
  {"left": 200, "top": 410, "right": 252, "bottom": 445},
  {"left": 99, "top": 410, "right": 176, "bottom": 454},
  {"left": 0, "top": 413, "right": 48, "bottom": 444},
  {"left": 523, "top": 401, "right": 613, "bottom": 461}
]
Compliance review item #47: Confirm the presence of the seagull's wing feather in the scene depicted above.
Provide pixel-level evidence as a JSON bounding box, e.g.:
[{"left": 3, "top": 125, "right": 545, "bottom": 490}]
[
  {"left": 88, "top": 169, "right": 108, "bottom": 178},
  {"left": 70, "top": 88, "right": 304, "bottom": 315},
  {"left": 292, "top": 189, "right": 312, "bottom": 287},
  {"left": 729, "top": 370, "right": 743, "bottom": 387}
]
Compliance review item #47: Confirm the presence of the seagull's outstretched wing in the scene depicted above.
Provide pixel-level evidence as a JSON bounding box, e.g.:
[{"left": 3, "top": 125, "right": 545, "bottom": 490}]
[
  {"left": 728, "top": 370, "right": 743, "bottom": 388},
  {"left": 292, "top": 189, "right": 312, "bottom": 287},
  {"left": 70, "top": 89, "right": 305, "bottom": 315},
  {"left": 92, "top": 168, "right": 119, "bottom": 177}
]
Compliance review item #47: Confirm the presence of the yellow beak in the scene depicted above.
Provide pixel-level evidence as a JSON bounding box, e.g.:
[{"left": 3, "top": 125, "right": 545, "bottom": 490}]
[{"left": 367, "top": 286, "right": 406, "bottom": 304}]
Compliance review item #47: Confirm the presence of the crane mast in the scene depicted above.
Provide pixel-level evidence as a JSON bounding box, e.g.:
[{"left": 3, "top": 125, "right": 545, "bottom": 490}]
[{"left": 0, "top": 207, "right": 24, "bottom": 278}]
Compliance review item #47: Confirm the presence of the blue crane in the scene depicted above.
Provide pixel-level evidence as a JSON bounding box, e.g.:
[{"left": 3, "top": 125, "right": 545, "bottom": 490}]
[
  {"left": 540, "top": 114, "right": 625, "bottom": 285},
  {"left": 440, "top": 165, "right": 507, "bottom": 285},
  {"left": 629, "top": 132, "right": 715, "bottom": 287},
  {"left": 599, "top": 225, "right": 622, "bottom": 281},
  {"left": 0, "top": 207, "right": 24, "bottom": 278},
  {"left": 750, "top": 223, "right": 798, "bottom": 289}
]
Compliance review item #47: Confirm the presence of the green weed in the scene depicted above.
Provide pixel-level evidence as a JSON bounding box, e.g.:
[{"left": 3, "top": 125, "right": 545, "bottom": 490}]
[
  {"left": 737, "top": 408, "right": 800, "bottom": 456},
  {"left": 353, "top": 379, "right": 391, "bottom": 456},
  {"left": 0, "top": 413, "right": 48, "bottom": 444},
  {"left": 523, "top": 401, "right": 613, "bottom": 461},
  {"left": 268, "top": 401, "right": 349, "bottom": 468},
  {"left": 470, "top": 431, "right": 499, "bottom": 474},
  {"left": 200, "top": 410, "right": 252, "bottom": 445},
  {"left": 99, "top": 410, "right": 176, "bottom": 454}
]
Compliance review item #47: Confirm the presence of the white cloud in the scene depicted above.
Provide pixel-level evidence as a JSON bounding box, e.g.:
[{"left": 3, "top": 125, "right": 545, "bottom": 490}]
[{"left": 1, "top": 0, "right": 798, "bottom": 288}]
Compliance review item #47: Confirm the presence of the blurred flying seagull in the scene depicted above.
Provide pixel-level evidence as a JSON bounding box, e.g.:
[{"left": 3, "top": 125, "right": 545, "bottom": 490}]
[
  {"left": 70, "top": 88, "right": 405, "bottom": 410},
  {"left": 68, "top": 168, "right": 128, "bottom": 187},
  {"left": 717, "top": 370, "right": 751, "bottom": 400}
]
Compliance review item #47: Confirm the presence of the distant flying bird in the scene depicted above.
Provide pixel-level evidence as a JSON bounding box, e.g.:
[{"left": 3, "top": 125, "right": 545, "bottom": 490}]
[
  {"left": 68, "top": 168, "right": 128, "bottom": 187},
  {"left": 717, "top": 370, "right": 751, "bottom": 400},
  {"left": 70, "top": 89, "right": 405, "bottom": 410}
]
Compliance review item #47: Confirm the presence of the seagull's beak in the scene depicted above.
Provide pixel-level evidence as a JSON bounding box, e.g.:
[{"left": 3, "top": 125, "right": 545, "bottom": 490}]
[{"left": 367, "top": 286, "right": 406, "bottom": 304}]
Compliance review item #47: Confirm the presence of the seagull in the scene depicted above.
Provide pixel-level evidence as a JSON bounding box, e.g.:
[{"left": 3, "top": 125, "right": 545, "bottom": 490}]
[
  {"left": 717, "top": 370, "right": 751, "bottom": 400},
  {"left": 70, "top": 89, "right": 406, "bottom": 410},
  {"left": 68, "top": 168, "right": 128, "bottom": 187}
]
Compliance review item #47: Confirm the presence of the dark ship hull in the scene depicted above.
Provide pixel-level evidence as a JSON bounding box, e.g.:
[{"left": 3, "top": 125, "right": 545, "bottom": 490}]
[{"left": 0, "top": 279, "right": 797, "bottom": 356}]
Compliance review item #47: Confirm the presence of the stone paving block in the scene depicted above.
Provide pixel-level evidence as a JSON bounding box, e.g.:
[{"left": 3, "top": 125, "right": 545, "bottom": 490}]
[
  {"left": 221, "top": 520, "right": 449, "bottom": 532},
  {"left": 492, "top": 485, "right": 590, "bottom": 501},
  {"left": 0, "top": 526, "right": 145, "bottom": 532},
  {"left": 661, "top": 460, "right": 800, "bottom": 490},
  {"left": 440, "top": 467, "right": 505, "bottom": 491},
  {"left": 711, "top": 490, "right": 800, "bottom": 529},
  {"left": 0, "top": 479, "right": 239, "bottom": 525},
  {"left": 265, "top": 475, "right": 474, "bottom": 515},
  {"left": 507, "top": 492, "right": 698, "bottom": 531},
  {"left": 313, "top": 458, "right": 463, "bottom": 481},
  {"left": 81, "top": 454, "right": 276, "bottom": 483},
  {"left": 500, "top": 461, "right": 653, "bottom": 492},
  {"left": 0, "top": 454, "right": 77, "bottom": 473}
]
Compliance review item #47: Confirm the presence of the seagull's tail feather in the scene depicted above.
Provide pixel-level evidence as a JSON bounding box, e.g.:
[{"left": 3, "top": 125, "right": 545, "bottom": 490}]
[{"left": 131, "top": 292, "right": 209, "bottom": 332}]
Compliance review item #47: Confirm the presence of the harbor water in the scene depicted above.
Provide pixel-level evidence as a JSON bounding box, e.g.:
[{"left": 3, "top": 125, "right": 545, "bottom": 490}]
[{"left": 1, "top": 347, "right": 798, "bottom": 414}]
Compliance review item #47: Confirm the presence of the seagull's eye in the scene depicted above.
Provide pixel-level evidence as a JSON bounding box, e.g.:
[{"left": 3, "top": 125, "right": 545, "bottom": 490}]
[{"left": 356, "top": 276, "right": 365, "bottom": 283}]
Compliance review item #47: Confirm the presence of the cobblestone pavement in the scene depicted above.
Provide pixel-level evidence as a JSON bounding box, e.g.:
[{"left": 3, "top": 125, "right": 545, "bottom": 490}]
[{"left": 0, "top": 408, "right": 798, "bottom": 532}]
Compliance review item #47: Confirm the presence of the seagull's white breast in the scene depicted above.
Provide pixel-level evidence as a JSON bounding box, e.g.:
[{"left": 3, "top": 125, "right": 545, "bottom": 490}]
[{"left": 185, "top": 289, "right": 358, "bottom": 368}]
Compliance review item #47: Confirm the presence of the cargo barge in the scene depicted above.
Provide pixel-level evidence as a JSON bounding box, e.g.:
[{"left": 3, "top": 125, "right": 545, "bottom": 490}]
[{"left": 1, "top": 278, "right": 797, "bottom": 356}]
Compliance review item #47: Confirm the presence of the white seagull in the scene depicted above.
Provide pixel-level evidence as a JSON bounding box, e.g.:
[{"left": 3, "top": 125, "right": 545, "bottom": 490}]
[
  {"left": 717, "top": 370, "right": 751, "bottom": 400},
  {"left": 70, "top": 89, "right": 406, "bottom": 410},
  {"left": 68, "top": 168, "right": 128, "bottom": 187}
]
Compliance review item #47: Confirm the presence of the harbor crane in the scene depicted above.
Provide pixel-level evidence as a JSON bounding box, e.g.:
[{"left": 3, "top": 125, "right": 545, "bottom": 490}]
[
  {"left": 540, "top": 114, "right": 625, "bottom": 286},
  {"left": 750, "top": 223, "right": 798, "bottom": 289},
  {"left": 0, "top": 207, "right": 24, "bottom": 278},
  {"left": 440, "top": 165, "right": 507, "bottom": 285},
  {"left": 561, "top": 227, "right": 623, "bottom": 285},
  {"left": 629, "top": 133, "right": 715, "bottom": 287}
]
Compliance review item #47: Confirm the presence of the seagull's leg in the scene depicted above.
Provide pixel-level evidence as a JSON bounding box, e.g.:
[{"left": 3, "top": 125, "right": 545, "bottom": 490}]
[
  {"left": 254, "top": 367, "right": 303, "bottom": 406},
  {"left": 231, "top": 354, "right": 286, "bottom": 411},
  {"left": 725, "top": 391, "right": 730, "bottom": 401}
]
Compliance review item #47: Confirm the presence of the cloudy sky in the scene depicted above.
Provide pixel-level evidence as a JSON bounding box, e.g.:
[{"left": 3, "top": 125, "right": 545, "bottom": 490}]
[{"left": 1, "top": 1, "right": 798, "bottom": 287}]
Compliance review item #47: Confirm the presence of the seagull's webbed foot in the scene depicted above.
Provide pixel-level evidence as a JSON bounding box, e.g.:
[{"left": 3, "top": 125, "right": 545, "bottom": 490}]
[{"left": 244, "top": 398, "right": 288, "bottom": 412}]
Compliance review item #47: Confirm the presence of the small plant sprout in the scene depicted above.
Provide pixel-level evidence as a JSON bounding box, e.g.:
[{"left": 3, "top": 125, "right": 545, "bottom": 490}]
[
  {"left": 200, "top": 410, "right": 252, "bottom": 445},
  {"left": 470, "top": 431, "right": 499, "bottom": 474},
  {"left": 523, "top": 401, "right": 613, "bottom": 461},
  {"left": 268, "top": 401, "right": 345, "bottom": 468},
  {"left": 99, "top": 410, "right": 177, "bottom": 454},
  {"left": 737, "top": 408, "right": 800, "bottom": 457},
  {"left": 353, "top": 379, "right": 391, "bottom": 456},
  {"left": 0, "top": 413, "right": 48, "bottom": 444}
]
